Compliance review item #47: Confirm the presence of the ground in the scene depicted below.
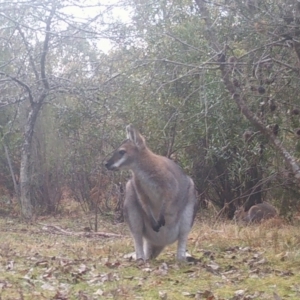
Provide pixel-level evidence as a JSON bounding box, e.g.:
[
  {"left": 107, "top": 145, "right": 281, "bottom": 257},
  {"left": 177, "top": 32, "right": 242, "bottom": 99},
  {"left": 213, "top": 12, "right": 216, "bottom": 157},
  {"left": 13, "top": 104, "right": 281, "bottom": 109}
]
[{"left": 0, "top": 210, "right": 300, "bottom": 300}]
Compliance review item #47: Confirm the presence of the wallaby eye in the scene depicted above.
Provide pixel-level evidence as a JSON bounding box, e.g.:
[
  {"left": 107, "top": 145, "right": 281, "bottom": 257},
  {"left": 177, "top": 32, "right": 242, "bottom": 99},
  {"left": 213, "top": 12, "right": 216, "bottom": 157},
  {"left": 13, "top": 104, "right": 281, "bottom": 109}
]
[{"left": 118, "top": 150, "right": 126, "bottom": 156}]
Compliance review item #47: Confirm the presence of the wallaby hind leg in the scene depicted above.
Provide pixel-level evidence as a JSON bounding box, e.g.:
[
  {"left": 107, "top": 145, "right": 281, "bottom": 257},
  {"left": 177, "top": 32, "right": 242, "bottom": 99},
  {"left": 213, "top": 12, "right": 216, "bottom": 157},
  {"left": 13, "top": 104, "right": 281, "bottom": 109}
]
[
  {"left": 144, "top": 241, "right": 164, "bottom": 260},
  {"left": 124, "top": 181, "right": 145, "bottom": 260},
  {"left": 177, "top": 186, "right": 197, "bottom": 260}
]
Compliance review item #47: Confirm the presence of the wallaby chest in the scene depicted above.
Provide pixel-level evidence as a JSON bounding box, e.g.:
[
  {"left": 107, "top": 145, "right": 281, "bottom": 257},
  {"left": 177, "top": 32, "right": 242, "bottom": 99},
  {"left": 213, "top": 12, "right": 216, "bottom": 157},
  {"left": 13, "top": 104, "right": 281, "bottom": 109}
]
[{"left": 133, "top": 175, "right": 167, "bottom": 206}]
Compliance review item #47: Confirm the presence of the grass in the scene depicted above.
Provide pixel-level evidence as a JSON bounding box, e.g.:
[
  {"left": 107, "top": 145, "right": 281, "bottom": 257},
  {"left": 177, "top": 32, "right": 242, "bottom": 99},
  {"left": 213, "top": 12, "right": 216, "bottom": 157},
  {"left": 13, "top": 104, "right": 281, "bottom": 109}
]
[{"left": 0, "top": 208, "right": 300, "bottom": 299}]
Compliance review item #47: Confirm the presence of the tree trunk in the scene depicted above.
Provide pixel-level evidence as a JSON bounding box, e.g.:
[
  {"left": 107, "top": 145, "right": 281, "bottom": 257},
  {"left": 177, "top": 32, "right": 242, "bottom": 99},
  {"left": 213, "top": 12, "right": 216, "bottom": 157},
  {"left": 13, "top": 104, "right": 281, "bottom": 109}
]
[
  {"left": 20, "top": 101, "right": 43, "bottom": 219},
  {"left": 3, "top": 143, "right": 19, "bottom": 202}
]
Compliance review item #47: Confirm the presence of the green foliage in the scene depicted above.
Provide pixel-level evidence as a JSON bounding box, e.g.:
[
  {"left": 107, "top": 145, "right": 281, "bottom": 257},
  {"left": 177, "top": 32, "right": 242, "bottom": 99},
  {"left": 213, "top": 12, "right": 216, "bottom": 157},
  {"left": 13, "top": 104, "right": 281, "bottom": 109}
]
[{"left": 1, "top": 0, "right": 300, "bottom": 217}]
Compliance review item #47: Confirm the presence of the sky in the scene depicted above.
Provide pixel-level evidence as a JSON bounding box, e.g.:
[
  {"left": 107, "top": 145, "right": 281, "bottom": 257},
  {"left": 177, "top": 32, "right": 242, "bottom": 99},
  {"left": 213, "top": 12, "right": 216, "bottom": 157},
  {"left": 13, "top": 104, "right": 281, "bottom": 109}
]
[{"left": 64, "top": 0, "right": 131, "bottom": 52}]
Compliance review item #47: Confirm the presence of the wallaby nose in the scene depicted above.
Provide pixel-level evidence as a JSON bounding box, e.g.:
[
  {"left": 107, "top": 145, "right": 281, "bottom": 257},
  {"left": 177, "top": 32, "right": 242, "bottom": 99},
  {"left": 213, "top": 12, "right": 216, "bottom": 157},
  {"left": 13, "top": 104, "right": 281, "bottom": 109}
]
[{"left": 105, "top": 160, "right": 114, "bottom": 170}]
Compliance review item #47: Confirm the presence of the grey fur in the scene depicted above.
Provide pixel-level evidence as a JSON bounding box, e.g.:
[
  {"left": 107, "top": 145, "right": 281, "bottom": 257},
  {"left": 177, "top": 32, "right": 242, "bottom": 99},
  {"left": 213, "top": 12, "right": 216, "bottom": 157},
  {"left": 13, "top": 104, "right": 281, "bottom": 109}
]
[
  {"left": 234, "top": 202, "right": 278, "bottom": 224},
  {"left": 105, "top": 125, "right": 197, "bottom": 261}
]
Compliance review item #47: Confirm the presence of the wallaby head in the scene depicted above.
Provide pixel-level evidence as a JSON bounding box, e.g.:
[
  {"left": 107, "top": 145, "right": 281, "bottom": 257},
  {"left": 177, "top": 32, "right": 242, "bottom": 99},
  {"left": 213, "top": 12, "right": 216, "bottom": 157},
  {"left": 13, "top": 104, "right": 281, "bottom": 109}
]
[
  {"left": 105, "top": 125, "right": 146, "bottom": 171},
  {"left": 234, "top": 207, "right": 248, "bottom": 222},
  {"left": 105, "top": 125, "right": 197, "bottom": 261},
  {"left": 234, "top": 202, "right": 278, "bottom": 224}
]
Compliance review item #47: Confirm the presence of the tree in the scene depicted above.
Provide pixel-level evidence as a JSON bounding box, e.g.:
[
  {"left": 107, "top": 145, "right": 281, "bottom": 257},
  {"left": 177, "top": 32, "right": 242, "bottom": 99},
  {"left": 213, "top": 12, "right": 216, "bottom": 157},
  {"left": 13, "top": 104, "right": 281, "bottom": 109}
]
[
  {"left": 195, "top": 0, "right": 299, "bottom": 166},
  {"left": 116, "top": 0, "right": 300, "bottom": 215},
  {"left": 0, "top": 0, "right": 120, "bottom": 218},
  {"left": 2, "top": 0, "right": 300, "bottom": 220}
]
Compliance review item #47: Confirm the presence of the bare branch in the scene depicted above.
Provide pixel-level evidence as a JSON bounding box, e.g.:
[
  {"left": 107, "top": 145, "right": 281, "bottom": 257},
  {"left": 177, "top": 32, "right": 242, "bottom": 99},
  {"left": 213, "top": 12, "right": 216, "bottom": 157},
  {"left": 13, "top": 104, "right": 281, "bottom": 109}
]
[
  {"left": 40, "top": 4, "right": 56, "bottom": 90},
  {"left": 16, "top": 25, "right": 40, "bottom": 81},
  {"left": 272, "top": 58, "right": 300, "bottom": 73},
  {"left": 0, "top": 71, "right": 34, "bottom": 104},
  {"left": 165, "top": 32, "right": 207, "bottom": 54}
]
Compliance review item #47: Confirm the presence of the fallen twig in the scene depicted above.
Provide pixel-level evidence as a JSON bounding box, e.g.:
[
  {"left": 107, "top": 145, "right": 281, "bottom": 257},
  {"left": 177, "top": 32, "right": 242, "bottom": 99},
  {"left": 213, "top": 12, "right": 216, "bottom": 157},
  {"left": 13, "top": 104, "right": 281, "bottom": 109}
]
[{"left": 38, "top": 223, "right": 124, "bottom": 238}]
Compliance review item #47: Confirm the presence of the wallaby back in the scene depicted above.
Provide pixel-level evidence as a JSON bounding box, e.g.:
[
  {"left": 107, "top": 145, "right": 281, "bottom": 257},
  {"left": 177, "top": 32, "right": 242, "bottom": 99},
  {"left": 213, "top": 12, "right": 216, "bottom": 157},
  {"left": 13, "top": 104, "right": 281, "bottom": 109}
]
[{"left": 234, "top": 202, "right": 278, "bottom": 224}]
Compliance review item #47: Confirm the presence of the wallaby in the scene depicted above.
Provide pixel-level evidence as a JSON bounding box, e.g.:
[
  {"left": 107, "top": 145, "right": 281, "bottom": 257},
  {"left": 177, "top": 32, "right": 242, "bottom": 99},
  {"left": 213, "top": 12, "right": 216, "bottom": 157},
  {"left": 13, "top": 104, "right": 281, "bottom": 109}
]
[
  {"left": 234, "top": 202, "right": 278, "bottom": 224},
  {"left": 105, "top": 125, "right": 197, "bottom": 261}
]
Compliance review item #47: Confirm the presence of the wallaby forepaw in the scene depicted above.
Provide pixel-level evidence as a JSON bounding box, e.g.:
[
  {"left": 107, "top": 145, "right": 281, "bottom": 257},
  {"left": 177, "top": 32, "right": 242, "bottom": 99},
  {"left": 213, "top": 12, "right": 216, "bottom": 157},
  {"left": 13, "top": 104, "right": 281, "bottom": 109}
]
[
  {"left": 152, "top": 223, "right": 161, "bottom": 232},
  {"left": 158, "top": 215, "right": 165, "bottom": 227},
  {"left": 151, "top": 215, "right": 165, "bottom": 232}
]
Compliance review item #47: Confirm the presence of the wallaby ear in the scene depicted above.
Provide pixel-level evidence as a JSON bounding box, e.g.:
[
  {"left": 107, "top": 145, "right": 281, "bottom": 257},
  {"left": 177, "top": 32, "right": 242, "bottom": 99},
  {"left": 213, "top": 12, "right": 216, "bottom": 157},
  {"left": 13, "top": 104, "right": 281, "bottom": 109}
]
[
  {"left": 126, "top": 124, "right": 146, "bottom": 149},
  {"left": 126, "top": 124, "right": 135, "bottom": 140}
]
